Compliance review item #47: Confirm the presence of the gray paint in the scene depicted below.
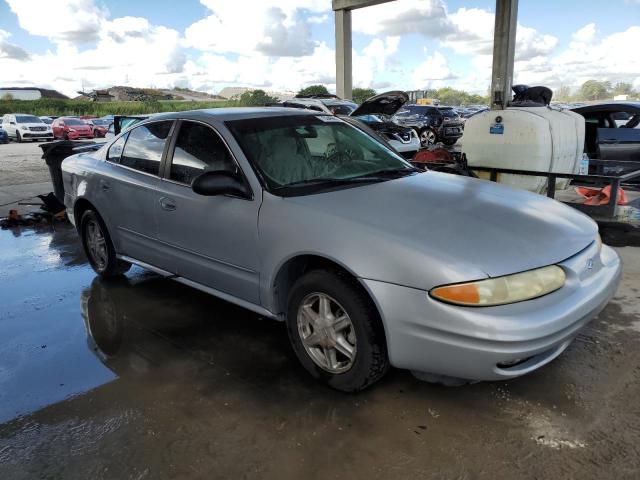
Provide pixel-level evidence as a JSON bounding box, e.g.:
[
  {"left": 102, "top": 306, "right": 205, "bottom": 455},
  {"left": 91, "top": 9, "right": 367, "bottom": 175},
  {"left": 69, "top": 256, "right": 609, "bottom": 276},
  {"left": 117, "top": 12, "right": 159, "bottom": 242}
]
[{"left": 62, "top": 108, "right": 621, "bottom": 381}]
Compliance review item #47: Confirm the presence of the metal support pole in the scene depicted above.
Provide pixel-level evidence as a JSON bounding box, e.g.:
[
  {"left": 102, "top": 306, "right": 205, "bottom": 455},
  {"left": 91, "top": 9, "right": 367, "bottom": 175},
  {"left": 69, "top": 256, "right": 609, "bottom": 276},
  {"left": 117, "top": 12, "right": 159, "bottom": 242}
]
[
  {"left": 490, "top": 0, "right": 518, "bottom": 110},
  {"left": 335, "top": 9, "right": 352, "bottom": 100}
]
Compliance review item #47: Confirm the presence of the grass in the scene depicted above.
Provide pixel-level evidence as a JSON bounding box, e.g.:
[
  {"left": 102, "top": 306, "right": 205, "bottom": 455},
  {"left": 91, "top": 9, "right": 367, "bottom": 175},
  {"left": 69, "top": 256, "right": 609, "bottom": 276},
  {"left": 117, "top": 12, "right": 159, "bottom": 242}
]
[{"left": 0, "top": 99, "right": 239, "bottom": 117}]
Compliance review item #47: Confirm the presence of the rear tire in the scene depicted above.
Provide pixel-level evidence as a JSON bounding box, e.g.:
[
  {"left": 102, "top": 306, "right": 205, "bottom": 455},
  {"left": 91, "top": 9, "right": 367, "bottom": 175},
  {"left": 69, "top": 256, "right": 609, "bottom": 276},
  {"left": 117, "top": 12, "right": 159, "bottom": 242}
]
[
  {"left": 80, "top": 209, "right": 131, "bottom": 277},
  {"left": 419, "top": 128, "right": 436, "bottom": 147},
  {"left": 285, "top": 269, "right": 389, "bottom": 392}
]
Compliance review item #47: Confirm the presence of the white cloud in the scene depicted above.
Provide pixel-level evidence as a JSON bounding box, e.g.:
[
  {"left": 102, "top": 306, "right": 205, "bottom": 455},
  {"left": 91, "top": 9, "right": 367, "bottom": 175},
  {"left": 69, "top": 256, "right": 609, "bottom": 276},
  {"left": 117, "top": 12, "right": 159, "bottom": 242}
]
[
  {"left": 411, "top": 50, "right": 456, "bottom": 88},
  {"left": 5, "top": 0, "right": 106, "bottom": 43},
  {"left": 0, "top": 29, "right": 30, "bottom": 60},
  {"left": 183, "top": 1, "right": 330, "bottom": 57}
]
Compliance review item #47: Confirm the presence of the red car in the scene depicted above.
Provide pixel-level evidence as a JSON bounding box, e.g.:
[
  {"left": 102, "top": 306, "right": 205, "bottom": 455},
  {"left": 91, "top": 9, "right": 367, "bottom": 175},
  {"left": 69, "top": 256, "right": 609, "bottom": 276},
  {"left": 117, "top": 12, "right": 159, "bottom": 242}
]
[
  {"left": 52, "top": 117, "right": 94, "bottom": 140},
  {"left": 86, "top": 118, "right": 110, "bottom": 138}
]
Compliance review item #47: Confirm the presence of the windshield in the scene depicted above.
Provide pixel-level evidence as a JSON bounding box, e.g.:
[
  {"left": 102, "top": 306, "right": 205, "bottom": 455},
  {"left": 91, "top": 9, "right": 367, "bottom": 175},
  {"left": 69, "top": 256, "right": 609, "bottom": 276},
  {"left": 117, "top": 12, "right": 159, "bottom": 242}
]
[
  {"left": 327, "top": 104, "right": 356, "bottom": 115},
  {"left": 354, "top": 114, "right": 384, "bottom": 124},
  {"left": 63, "top": 118, "right": 85, "bottom": 125},
  {"left": 16, "top": 115, "right": 42, "bottom": 124},
  {"left": 439, "top": 108, "right": 459, "bottom": 118},
  {"left": 226, "top": 115, "right": 413, "bottom": 193}
]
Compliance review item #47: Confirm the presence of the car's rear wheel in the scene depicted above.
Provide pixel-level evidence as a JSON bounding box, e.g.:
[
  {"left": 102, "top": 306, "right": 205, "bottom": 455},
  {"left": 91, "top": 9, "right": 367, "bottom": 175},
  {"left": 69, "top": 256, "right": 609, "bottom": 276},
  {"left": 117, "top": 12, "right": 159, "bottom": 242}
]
[
  {"left": 285, "top": 269, "right": 389, "bottom": 392},
  {"left": 80, "top": 209, "right": 131, "bottom": 277},
  {"left": 419, "top": 128, "right": 436, "bottom": 147}
]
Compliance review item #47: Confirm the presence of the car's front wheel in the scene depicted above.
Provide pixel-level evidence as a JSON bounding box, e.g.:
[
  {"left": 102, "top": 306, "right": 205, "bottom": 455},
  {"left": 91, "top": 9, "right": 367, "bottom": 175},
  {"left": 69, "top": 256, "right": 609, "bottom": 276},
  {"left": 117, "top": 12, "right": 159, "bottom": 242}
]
[
  {"left": 80, "top": 209, "right": 131, "bottom": 277},
  {"left": 16, "top": 131, "right": 22, "bottom": 143},
  {"left": 419, "top": 128, "right": 436, "bottom": 147},
  {"left": 286, "top": 270, "right": 389, "bottom": 392}
]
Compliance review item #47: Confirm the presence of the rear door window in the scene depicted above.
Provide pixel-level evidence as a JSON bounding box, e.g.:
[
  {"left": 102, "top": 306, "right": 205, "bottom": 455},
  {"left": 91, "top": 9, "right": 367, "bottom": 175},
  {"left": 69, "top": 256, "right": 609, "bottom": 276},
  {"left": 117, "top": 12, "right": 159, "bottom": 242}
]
[
  {"left": 168, "top": 121, "right": 236, "bottom": 185},
  {"left": 120, "top": 121, "right": 172, "bottom": 175}
]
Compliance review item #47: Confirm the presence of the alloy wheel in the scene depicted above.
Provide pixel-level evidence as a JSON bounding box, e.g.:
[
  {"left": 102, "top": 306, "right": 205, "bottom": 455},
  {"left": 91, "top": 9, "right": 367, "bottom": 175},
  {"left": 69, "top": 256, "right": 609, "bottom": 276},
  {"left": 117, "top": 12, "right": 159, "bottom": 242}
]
[
  {"left": 86, "top": 219, "right": 108, "bottom": 270},
  {"left": 297, "top": 292, "right": 357, "bottom": 373},
  {"left": 420, "top": 129, "right": 436, "bottom": 147}
]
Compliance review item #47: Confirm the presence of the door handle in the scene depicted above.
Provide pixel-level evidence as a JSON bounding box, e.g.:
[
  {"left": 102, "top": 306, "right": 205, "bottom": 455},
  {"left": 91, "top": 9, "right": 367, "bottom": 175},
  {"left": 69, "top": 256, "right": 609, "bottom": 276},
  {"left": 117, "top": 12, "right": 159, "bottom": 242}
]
[
  {"left": 159, "top": 197, "right": 177, "bottom": 211},
  {"left": 100, "top": 181, "right": 110, "bottom": 191}
]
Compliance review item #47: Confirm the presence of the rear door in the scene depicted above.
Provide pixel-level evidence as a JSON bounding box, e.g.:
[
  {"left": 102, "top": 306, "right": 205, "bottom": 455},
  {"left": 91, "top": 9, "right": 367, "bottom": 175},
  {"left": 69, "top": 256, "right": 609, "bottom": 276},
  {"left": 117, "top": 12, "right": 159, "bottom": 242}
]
[
  {"left": 597, "top": 127, "right": 640, "bottom": 161},
  {"left": 97, "top": 120, "right": 175, "bottom": 268},
  {"left": 154, "top": 120, "right": 262, "bottom": 303}
]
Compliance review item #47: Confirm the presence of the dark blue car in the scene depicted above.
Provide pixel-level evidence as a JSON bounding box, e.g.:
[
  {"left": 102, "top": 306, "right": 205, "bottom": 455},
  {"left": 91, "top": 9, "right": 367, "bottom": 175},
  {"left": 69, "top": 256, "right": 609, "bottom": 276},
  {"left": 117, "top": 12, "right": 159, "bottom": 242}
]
[{"left": 0, "top": 127, "right": 8, "bottom": 144}]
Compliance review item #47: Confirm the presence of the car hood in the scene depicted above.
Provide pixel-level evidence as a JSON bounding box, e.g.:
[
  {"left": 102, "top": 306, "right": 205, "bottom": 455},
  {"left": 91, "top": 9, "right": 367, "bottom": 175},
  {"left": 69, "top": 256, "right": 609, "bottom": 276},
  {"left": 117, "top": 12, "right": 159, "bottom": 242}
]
[
  {"left": 350, "top": 91, "right": 409, "bottom": 117},
  {"left": 284, "top": 172, "right": 597, "bottom": 286}
]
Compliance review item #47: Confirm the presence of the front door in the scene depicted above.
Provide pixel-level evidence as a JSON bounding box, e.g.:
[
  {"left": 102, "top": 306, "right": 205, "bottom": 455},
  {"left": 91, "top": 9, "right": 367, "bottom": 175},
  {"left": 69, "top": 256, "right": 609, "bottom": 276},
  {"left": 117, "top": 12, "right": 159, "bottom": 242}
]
[{"left": 154, "top": 120, "right": 261, "bottom": 304}]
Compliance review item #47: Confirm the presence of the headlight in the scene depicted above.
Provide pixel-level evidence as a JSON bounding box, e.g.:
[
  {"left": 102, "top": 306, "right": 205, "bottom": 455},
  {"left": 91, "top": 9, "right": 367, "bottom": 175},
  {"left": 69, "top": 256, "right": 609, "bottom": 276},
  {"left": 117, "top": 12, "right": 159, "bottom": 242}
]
[
  {"left": 21, "top": 125, "right": 29, "bottom": 130},
  {"left": 68, "top": 128, "right": 76, "bottom": 132},
  {"left": 430, "top": 265, "right": 566, "bottom": 307}
]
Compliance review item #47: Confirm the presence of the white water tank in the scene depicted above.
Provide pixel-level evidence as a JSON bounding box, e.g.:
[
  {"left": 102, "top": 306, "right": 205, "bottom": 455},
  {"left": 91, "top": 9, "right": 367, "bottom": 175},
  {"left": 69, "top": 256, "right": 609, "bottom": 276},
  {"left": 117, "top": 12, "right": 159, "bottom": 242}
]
[{"left": 462, "top": 107, "right": 585, "bottom": 194}]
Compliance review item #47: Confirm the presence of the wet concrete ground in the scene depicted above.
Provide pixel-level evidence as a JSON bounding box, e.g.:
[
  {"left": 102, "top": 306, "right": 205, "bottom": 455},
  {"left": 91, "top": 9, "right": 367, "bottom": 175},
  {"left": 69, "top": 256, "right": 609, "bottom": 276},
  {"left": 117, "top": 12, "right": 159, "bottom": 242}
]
[{"left": 1, "top": 223, "right": 639, "bottom": 479}]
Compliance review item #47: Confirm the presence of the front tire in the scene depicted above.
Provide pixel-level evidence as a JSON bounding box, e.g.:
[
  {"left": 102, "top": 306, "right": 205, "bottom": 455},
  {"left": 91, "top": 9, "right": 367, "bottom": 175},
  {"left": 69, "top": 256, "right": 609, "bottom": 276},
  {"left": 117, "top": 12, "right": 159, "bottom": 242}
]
[
  {"left": 285, "top": 270, "right": 389, "bottom": 392},
  {"left": 80, "top": 209, "right": 131, "bottom": 277},
  {"left": 419, "top": 128, "right": 436, "bottom": 147},
  {"left": 16, "top": 131, "right": 22, "bottom": 143}
]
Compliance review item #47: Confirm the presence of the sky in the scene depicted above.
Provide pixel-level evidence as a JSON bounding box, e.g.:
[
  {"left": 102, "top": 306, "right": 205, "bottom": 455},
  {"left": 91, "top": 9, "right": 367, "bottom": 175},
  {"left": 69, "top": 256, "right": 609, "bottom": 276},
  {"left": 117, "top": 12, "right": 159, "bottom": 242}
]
[{"left": 0, "top": 0, "right": 639, "bottom": 98}]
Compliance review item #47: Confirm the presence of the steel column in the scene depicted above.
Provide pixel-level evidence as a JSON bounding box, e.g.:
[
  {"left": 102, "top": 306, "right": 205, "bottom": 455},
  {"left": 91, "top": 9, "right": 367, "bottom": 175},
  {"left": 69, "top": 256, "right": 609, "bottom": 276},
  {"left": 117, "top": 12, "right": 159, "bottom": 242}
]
[{"left": 490, "top": 0, "right": 519, "bottom": 110}]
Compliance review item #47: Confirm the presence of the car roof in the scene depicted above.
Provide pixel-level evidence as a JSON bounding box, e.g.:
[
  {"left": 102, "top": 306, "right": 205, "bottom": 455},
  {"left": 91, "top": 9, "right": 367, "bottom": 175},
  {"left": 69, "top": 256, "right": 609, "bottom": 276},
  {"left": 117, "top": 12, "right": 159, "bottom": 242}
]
[
  {"left": 572, "top": 102, "right": 640, "bottom": 114},
  {"left": 148, "top": 107, "right": 321, "bottom": 122}
]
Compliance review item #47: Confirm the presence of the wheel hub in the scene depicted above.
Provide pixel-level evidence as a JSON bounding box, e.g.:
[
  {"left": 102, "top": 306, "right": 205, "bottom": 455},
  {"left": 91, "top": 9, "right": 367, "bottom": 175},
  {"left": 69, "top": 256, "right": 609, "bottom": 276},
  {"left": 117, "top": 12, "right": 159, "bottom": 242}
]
[{"left": 296, "top": 292, "right": 357, "bottom": 373}]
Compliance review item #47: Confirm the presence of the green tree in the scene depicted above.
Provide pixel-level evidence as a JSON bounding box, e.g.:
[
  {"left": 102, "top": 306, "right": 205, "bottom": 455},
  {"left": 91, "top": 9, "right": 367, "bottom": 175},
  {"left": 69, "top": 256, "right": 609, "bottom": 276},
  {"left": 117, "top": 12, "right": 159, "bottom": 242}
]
[
  {"left": 554, "top": 85, "right": 572, "bottom": 102},
  {"left": 237, "top": 89, "right": 278, "bottom": 106},
  {"left": 296, "top": 85, "right": 329, "bottom": 97},
  {"left": 351, "top": 87, "right": 377, "bottom": 104},
  {"left": 579, "top": 80, "right": 611, "bottom": 101},
  {"left": 1, "top": 93, "right": 14, "bottom": 101},
  {"left": 612, "top": 82, "right": 634, "bottom": 96}
]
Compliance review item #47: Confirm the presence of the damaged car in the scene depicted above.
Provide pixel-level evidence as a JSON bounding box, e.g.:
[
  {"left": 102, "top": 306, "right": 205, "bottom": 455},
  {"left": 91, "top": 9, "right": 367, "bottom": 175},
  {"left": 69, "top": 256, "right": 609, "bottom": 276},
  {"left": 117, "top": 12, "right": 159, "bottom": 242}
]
[
  {"left": 393, "top": 104, "right": 464, "bottom": 146},
  {"left": 572, "top": 102, "right": 640, "bottom": 162},
  {"left": 61, "top": 108, "right": 621, "bottom": 392},
  {"left": 349, "top": 91, "right": 420, "bottom": 159}
]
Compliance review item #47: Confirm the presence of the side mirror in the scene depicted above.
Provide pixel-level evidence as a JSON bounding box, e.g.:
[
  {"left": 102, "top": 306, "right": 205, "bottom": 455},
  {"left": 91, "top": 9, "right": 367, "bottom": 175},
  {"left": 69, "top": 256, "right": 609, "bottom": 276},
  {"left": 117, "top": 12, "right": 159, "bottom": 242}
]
[
  {"left": 10, "top": 122, "right": 15, "bottom": 125},
  {"left": 192, "top": 170, "right": 251, "bottom": 198}
]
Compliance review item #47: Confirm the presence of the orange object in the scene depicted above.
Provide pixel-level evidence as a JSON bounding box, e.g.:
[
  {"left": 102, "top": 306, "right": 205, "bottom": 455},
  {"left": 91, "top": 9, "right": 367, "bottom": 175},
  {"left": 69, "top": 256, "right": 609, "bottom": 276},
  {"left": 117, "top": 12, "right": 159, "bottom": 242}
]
[
  {"left": 431, "top": 283, "right": 480, "bottom": 305},
  {"left": 412, "top": 148, "right": 453, "bottom": 164},
  {"left": 575, "top": 185, "right": 628, "bottom": 205}
]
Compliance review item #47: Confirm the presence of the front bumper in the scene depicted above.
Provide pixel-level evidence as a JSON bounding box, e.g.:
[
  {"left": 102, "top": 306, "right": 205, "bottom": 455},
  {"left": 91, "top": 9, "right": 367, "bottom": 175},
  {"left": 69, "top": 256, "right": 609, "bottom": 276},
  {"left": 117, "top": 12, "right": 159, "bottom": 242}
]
[
  {"left": 362, "top": 242, "right": 621, "bottom": 381},
  {"left": 22, "top": 132, "right": 53, "bottom": 140},
  {"left": 66, "top": 132, "right": 94, "bottom": 140}
]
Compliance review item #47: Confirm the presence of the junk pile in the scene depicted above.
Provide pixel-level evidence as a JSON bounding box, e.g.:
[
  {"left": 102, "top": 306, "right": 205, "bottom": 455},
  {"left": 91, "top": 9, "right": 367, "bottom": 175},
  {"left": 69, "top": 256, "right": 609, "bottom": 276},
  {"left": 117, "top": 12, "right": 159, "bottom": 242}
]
[{"left": 1, "top": 193, "right": 66, "bottom": 229}]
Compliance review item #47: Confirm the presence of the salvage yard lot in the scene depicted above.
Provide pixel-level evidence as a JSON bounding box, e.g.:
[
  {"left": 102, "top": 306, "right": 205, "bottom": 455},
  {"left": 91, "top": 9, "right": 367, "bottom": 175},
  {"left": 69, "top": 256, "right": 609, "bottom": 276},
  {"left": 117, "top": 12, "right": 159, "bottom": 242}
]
[
  {"left": 0, "top": 140, "right": 103, "bottom": 213},
  {"left": 0, "top": 218, "right": 639, "bottom": 479}
]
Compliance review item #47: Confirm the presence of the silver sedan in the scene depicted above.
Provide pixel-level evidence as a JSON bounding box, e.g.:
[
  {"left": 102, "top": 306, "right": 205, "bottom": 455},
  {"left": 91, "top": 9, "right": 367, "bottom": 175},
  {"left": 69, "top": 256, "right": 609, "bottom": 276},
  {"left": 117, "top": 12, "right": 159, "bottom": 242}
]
[{"left": 61, "top": 108, "right": 621, "bottom": 391}]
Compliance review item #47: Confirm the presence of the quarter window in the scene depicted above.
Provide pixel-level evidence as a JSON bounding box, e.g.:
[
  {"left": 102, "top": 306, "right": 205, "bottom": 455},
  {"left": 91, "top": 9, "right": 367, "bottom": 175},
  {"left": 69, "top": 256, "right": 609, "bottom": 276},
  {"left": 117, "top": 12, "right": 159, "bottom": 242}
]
[
  {"left": 120, "top": 121, "right": 172, "bottom": 175},
  {"left": 106, "top": 134, "right": 127, "bottom": 163},
  {"left": 169, "top": 121, "right": 236, "bottom": 185}
]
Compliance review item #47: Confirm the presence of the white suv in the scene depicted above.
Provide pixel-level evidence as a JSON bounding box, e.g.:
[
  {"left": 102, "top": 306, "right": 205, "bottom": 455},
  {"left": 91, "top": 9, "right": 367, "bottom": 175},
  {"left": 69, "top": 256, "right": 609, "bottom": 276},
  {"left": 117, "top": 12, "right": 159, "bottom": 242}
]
[{"left": 1, "top": 113, "right": 54, "bottom": 142}]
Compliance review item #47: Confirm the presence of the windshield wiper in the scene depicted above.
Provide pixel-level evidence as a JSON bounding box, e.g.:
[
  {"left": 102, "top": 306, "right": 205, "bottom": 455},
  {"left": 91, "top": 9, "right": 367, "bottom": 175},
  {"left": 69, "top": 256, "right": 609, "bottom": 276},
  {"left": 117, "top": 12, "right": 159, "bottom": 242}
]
[
  {"left": 273, "top": 176, "right": 386, "bottom": 191},
  {"left": 353, "top": 167, "right": 420, "bottom": 179}
]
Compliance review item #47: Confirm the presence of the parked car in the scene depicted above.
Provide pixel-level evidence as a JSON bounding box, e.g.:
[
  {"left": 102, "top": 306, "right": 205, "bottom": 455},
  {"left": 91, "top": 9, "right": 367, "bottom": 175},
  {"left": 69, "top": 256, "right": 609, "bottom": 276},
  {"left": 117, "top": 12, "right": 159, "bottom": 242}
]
[
  {"left": 0, "top": 126, "right": 8, "bottom": 144},
  {"left": 1, "top": 113, "right": 54, "bottom": 142},
  {"left": 572, "top": 102, "right": 640, "bottom": 162},
  {"left": 393, "top": 105, "right": 464, "bottom": 146},
  {"left": 280, "top": 95, "right": 358, "bottom": 115},
  {"left": 86, "top": 118, "right": 110, "bottom": 138},
  {"left": 52, "top": 117, "right": 94, "bottom": 140},
  {"left": 61, "top": 108, "right": 621, "bottom": 392},
  {"left": 349, "top": 91, "right": 420, "bottom": 159}
]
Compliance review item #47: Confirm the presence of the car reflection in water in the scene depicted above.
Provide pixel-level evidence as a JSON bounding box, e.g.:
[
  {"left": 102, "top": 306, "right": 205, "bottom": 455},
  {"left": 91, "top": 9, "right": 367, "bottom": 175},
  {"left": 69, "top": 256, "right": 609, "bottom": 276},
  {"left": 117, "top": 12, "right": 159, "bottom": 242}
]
[{"left": 79, "top": 275, "right": 296, "bottom": 384}]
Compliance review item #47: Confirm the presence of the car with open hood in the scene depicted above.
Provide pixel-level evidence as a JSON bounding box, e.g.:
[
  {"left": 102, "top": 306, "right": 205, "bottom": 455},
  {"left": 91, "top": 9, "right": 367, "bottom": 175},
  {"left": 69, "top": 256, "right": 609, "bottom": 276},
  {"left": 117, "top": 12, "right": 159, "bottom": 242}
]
[
  {"left": 393, "top": 104, "right": 464, "bottom": 146},
  {"left": 61, "top": 107, "right": 621, "bottom": 392},
  {"left": 1, "top": 113, "right": 53, "bottom": 142},
  {"left": 349, "top": 91, "right": 420, "bottom": 159}
]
